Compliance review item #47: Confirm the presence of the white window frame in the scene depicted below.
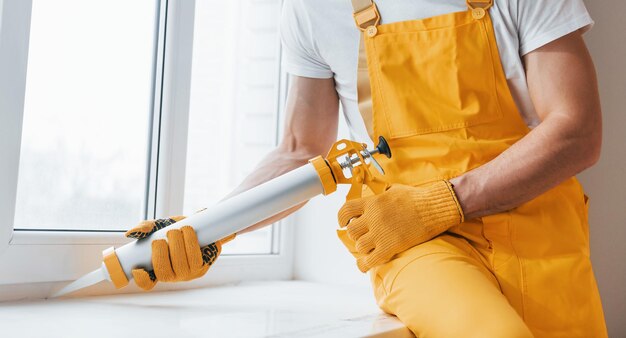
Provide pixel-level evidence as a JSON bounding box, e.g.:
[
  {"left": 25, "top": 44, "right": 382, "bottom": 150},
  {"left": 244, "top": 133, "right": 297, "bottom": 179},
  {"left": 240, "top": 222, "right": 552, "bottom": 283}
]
[{"left": 0, "top": 0, "right": 293, "bottom": 292}]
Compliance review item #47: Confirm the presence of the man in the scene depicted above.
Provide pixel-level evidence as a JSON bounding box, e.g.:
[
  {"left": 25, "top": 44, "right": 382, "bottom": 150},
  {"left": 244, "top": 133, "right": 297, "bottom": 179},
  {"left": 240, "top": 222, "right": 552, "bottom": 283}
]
[{"left": 127, "top": 0, "right": 607, "bottom": 336}]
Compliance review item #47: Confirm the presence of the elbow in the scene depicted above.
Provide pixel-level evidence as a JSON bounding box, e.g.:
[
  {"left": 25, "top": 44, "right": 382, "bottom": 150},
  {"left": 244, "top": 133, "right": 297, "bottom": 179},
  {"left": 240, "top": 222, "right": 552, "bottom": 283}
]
[
  {"left": 275, "top": 137, "right": 327, "bottom": 164},
  {"left": 579, "top": 121, "right": 602, "bottom": 170},
  {"left": 277, "top": 132, "right": 334, "bottom": 161},
  {"left": 584, "top": 136, "right": 602, "bottom": 168},
  {"left": 559, "top": 105, "right": 603, "bottom": 171}
]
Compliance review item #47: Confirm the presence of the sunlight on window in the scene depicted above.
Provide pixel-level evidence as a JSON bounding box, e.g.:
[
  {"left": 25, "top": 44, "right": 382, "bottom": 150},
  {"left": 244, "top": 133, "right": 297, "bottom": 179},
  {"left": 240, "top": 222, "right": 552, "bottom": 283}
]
[
  {"left": 183, "top": 0, "right": 283, "bottom": 254},
  {"left": 13, "top": 0, "right": 157, "bottom": 230}
]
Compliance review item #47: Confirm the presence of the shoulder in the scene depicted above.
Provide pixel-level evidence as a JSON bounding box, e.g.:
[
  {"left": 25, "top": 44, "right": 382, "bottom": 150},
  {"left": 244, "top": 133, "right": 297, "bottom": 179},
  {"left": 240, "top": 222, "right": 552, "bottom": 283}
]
[
  {"left": 282, "top": 0, "right": 336, "bottom": 19},
  {"left": 281, "top": 0, "right": 347, "bottom": 79},
  {"left": 281, "top": 0, "right": 342, "bottom": 36},
  {"left": 284, "top": 0, "right": 351, "bottom": 25},
  {"left": 281, "top": 0, "right": 355, "bottom": 53},
  {"left": 491, "top": 0, "right": 593, "bottom": 55},
  {"left": 491, "top": 0, "right": 592, "bottom": 29}
]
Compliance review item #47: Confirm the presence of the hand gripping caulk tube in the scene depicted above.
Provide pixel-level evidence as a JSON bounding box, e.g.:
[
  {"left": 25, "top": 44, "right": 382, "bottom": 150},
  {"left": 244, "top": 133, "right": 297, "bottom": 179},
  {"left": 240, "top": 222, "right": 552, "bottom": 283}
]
[{"left": 51, "top": 138, "right": 391, "bottom": 297}]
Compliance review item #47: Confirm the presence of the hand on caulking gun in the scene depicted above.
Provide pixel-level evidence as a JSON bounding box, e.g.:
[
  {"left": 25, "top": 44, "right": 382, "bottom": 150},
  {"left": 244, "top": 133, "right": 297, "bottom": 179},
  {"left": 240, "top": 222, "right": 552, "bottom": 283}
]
[
  {"left": 125, "top": 215, "right": 235, "bottom": 291},
  {"left": 338, "top": 177, "right": 465, "bottom": 273},
  {"left": 51, "top": 137, "right": 392, "bottom": 298}
]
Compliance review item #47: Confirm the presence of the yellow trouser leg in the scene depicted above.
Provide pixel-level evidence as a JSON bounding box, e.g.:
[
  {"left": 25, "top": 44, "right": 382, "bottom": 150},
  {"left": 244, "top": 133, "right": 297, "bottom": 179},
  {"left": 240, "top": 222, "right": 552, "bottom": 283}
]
[{"left": 371, "top": 235, "right": 533, "bottom": 338}]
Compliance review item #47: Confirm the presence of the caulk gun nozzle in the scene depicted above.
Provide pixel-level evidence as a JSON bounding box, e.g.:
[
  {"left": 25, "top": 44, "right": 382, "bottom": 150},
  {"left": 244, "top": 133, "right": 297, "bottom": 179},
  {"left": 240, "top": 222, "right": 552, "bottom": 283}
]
[{"left": 50, "top": 267, "right": 106, "bottom": 298}]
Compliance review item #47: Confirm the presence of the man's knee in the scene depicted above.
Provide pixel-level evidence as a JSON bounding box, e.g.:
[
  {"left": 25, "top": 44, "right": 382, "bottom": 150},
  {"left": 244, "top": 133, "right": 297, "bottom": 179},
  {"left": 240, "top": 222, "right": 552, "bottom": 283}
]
[{"left": 376, "top": 241, "right": 533, "bottom": 337}]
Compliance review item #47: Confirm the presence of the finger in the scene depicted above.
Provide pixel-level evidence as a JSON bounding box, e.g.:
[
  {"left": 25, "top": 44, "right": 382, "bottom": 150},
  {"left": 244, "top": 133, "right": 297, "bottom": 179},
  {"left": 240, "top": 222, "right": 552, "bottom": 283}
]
[
  {"left": 219, "top": 233, "right": 236, "bottom": 245},
  {"left": 126, "top": 218, "right": 179, "bottom": 239},
  {"left": 181, "top": 226, "right": 205, "bottom": 271},
  {"left": 187, "top": 264, "right": 209, "bottom": 281},
  {"left": 201, "top": 242, "right": 222, "bottom": 266},
  {"left": 346, "top": 218, "right": 368, "bottom": 242},
  {"left": 152, "top": 218, "right": 179, "bottom": 233},
  {"left": 357, "top": 249, "right": 391, "bottom": 273},
  {"left": 152, "top": 239, "right": 176, "bottom": 282},
  {"left": 125, "top": 219, "right": 156, "bottom": 239},
  {"left": 355, "top": 232, "right": 375, "bottom": 255},
  {"left": 338, "top": 200, "right": 364, "bottom": 227},
  {"left": 166, "top": 229, "right": 191, "bottom": 280},
  {"left": 132, "top": 268, "right": 157, "bottom": 291},
  {"left": 170, "top": 215, "right": 186, "bottom": 222}
]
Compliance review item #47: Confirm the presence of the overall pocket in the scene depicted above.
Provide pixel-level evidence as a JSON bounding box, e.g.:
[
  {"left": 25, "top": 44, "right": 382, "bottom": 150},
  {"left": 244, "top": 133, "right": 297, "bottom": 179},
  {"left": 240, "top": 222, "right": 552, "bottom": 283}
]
[{"left": 368, "top": 19, "right": 503, "bottom": 138}]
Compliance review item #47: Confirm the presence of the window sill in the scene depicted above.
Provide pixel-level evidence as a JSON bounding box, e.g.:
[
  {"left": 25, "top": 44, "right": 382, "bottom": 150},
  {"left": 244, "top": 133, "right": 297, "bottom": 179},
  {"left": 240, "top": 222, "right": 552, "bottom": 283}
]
[
  {"left": 0, "top": 281, "right": 412, "bottom": 338},
  {"left": 0, "top": 220, "right": 294, "bottom": 286}
]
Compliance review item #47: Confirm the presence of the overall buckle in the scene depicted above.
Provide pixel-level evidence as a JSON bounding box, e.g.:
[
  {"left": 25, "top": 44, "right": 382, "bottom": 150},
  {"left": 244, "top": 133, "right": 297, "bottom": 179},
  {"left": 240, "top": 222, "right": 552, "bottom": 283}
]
[
  {"left": 353, "top": 3, "right": 380, "bottom": 31},
  {"left": 466, "top": 0, "right": 493, "bottom": 19}
]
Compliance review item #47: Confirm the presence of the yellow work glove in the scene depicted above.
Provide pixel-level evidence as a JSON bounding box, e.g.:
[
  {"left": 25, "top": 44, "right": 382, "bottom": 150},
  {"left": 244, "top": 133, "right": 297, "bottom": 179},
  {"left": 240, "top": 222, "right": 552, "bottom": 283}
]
[
  {"left": 125, "top": 216, "right": 233, "bottom": 291},
  {"left": 338, "top": 181, "right": 464, "bottom": 272}
]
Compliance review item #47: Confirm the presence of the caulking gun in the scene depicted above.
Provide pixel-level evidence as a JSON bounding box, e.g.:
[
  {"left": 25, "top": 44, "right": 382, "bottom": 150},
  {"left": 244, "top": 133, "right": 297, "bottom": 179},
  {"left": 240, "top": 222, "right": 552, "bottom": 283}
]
[{"left": 51, "top": 137, "right": 391, "bottom": 297}]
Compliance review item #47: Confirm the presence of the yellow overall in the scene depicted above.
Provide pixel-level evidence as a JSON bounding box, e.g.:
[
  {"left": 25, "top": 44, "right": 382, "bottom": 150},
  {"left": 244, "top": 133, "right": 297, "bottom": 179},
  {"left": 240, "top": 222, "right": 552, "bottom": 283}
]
[{"left": 347, "top": 0, "right": 608, "bottom": 336}]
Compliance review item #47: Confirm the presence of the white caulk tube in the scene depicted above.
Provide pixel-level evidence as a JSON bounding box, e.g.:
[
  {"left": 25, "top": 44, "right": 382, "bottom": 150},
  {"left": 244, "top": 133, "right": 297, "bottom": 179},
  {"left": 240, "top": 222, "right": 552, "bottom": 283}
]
[
  {"left": 96, "top": 156, "right": 337, "bottom": 289},
  {"left": 52, "top": 138, "right": 390, "bottom": 297}
]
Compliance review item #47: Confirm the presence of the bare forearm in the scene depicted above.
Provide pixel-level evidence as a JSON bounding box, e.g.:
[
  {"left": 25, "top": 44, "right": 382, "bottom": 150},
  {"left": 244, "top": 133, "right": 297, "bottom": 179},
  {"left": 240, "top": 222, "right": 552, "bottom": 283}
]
[
  {"left": 229, "top": 147, "right": 318, "bottom": 234},
  {"left": 450, "top": 114, "right": 600, "bottom": 219}
]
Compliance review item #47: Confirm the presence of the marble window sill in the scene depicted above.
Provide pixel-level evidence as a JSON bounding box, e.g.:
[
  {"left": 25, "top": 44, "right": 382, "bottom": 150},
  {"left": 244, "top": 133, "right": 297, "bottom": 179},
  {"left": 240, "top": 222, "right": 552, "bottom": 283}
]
[{"left": 0, "top": 281, "right": 412, "bottom": 338}]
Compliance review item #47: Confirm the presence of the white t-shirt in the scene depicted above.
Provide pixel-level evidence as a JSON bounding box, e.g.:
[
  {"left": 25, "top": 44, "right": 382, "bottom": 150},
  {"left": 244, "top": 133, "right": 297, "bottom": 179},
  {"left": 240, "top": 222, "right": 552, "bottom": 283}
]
[{"left": 280, "top": 0, "right": 594, "bottom": 145}]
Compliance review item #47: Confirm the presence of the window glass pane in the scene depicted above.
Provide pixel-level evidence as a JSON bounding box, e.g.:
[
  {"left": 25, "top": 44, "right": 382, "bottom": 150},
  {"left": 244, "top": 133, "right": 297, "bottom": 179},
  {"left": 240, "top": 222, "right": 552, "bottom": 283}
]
[
  {"left": 13, "top": 0, "right": 158, "bottom": 230},
  {"left": 183, "top": 0, "right": 283, "bottom": 254}
]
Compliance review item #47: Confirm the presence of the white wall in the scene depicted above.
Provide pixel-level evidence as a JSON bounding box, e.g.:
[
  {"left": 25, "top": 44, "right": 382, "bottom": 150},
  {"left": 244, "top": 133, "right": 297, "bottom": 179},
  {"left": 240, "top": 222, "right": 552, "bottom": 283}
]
[
  {"left": 293, "top": 116, "right": 370, "bottom": 288},
  {"left": 293, "top": 2, "right": 626, "bottom": 336},
  {"left": 578, "top": 2, "right": 626, "bottom": 337},
  {"left": 293, "top": 185, "right": 370, "bottom": 287}
]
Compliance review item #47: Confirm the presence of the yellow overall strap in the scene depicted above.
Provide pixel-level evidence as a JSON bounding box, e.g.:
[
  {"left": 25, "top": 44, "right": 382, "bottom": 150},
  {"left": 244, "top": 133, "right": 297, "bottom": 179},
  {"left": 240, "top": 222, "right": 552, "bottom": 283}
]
[
  {"left": 351, "top": 0, "right": 371, "bottom": 12},
  {"left": 351, "top": 0, "right": 380, "bottom": 139},
  {"left": 466, "top": 0, "right": 493, "bottom": 8},
  {"left": 466, "top": 0, "right": 493, "bottom": 19},
  {"left": 351, "top": 0, "right": 379, "bottom": 30}
]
